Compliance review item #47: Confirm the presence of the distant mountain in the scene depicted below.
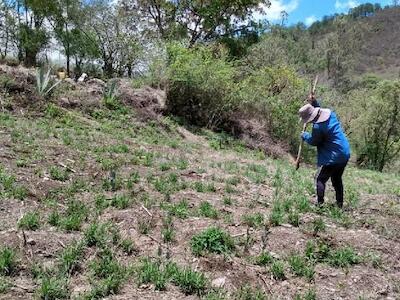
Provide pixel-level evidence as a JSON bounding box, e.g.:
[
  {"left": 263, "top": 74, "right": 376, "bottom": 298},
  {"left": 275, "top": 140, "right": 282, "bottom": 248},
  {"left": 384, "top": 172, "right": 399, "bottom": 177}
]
[{"left": 356, "top": 7, "right": 400, "bottom": 78}]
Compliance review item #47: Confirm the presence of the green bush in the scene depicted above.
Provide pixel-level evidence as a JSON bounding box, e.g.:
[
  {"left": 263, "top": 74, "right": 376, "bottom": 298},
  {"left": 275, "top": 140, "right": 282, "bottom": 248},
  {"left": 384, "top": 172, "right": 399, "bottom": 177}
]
[
  {"left": 190, "top": 227, "right": 235, "bottom": 256},
  {"left": 166, "top": 43, "right": 238, "bottom": 128},
  {"left": 347, "top": 80, "right": 400, "bottom": 171}
]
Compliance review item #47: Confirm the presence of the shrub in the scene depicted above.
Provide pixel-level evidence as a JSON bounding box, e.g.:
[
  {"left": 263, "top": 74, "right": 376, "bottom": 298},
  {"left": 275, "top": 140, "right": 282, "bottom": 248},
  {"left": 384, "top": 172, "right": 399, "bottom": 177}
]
[
  {"left": 190, "top": 227, "right": 235, "bottom": 256},
  {"left": 166, "top": 43, "right": 237, "bottom": 128},
  {"left": 347, "top": 80, "right": 400, "bottom": 171},
  {"left": 0, "top": 247, "right": 17, "bottom": 276}
]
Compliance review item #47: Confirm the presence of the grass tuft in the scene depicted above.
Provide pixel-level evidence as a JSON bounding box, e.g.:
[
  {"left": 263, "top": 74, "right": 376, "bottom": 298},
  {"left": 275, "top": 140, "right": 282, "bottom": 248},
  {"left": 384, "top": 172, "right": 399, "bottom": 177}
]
[
  {"left": 0, "top": 247, "right": 17, "bottom": 276},
  {"left": 191, "top": 227, "right": 235, "bottom": 256}
]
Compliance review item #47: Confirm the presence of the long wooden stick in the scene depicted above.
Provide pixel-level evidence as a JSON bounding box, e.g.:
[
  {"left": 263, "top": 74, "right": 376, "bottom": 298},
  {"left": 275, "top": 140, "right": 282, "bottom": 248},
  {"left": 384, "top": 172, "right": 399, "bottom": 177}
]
[{"left": 295, "top": 75, "right": 319, "bottom": 170}]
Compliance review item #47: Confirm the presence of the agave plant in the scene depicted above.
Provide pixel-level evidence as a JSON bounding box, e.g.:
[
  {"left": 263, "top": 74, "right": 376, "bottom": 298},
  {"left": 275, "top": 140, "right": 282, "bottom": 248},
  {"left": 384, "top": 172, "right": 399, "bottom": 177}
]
[
  {"left": 103, "top": 80, "right": 120, "bottom": 110},
  {"left": 36, "top": 67, "right": 61, "bottom": 98}
]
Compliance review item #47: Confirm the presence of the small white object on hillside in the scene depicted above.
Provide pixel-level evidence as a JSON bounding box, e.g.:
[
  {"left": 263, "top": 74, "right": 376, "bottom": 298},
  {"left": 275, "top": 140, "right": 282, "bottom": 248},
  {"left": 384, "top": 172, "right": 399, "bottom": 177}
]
[{"left": 78, "top": 73, "right": 88, "bottom": 82}]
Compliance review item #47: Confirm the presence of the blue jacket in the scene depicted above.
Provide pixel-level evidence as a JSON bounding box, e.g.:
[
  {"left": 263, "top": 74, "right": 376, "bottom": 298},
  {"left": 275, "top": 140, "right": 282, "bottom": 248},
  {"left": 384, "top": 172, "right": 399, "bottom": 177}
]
[{"left": 302, "top": 101, "right": 350, "bottom": 166}]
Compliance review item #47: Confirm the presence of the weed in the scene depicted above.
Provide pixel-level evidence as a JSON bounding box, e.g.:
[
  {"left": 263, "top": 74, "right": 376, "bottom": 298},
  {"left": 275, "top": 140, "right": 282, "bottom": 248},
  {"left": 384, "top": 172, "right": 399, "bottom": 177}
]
[
  {"left": 253, "top": 251, "right": 273, "bottom": 266},
  {"left": 126, "top": 171, "right": 140, "bottom": 188},
  {"left": 0, "top": 276, "right": 10, "bottom": 293},
  {"left": 160, "top": 162, "right": 172, "bottom": 171},
  {"left": 312, "top": 218, "right": 326, "bottom": 236},
  {"left": 235, "top": 285, "right": 267, "bottom": 300},
  {"left": 224, "top": 183, "right": 236, "bottom": 194},
  {"left": 35, "top": 275, "right": 69, "bottom": 300},
  {"left": 242, "top": 213, "right": 264, "bottom": 228},
  {"left": 138, "top": 217, "right": 154, "bottom": 235},
  {"left": 18, "top": 211, "right": 40, "bottom": 231},
  {"left": 0, "top": 247, "right": 17, "bottom": 276},
  {"left": 49, "top": 166, "right": 70, "bottom": 181},
  {"left": 226, "top": 176, "right": 241, "bottom": 186},
  {"left": 152, "top": 173, "right": 186, "bottom": 195},
  {"left": 191, "top": 227, "right": 235, "bottom": 256},
  {"left": 84, "top": 222, "right": 109, "bottom": 247},
  {"left": 173, "top": 267, "right": 208, "bottom": 296},
  {"left": 269, "top": 201, "right": 284, "bottom": 226},
  {"left": 328, "top": 247, "right": 360, "bottom": 268},
  {"left": 295, "top": 194, "right": 312, "bottom": 213},
  {"left": 305, "top": 240, "right": 331, "bottom": 262},
  {"left": 162, "top": 214, "right": 175, "bottom": 243},
  {"left": 346, "top": 185, "right": 360, "bottom": 207},
  {"left": 363, "top": 251, "right": 382, "bottom": 269},
  {"left": 0, "top": 166, "right": 28, "bottom": 200},
  {"left": 176, "top": 158, "right": 189, "bottom": 170},
  {"left": 198, "top": 201, "right": 219, "bottom": 219},
  {"left": 58, "top": 199, "right": 89, "bottom": 231},
  {"left": 288, "top": 209, "right": 300, "bottom": 227},
  {"left": 162, "top": 199, "right": 190, "bottom": 219},
  {"left": 136, "top": 258, "right": 170, "bottom": 291},
  {"left": 223, "top": 196, "right": 233, "bottom": 206},
  {"left": 111, "top": 194, "right": 131, "bottom": 209},
  {"left": 288, "top": 254, "right": 314, "bottom": 281},
  {"left": 90, "top": 248, "right": 125, "bottom": 279},
  {"left": 270, "top": 261, "right": 285, "bottom": 280},
  {"left": 295, "top": 289, "right": 317, "bottom": 300},
  {"left": 119, "top": 239, "right": 137, "bottom": 256},
  {"left": 203, "top": 289, "right": 227, "bottom": 300},
  {"left": 88, "top": 248, "right": 126, "bottom": 297},
  {"left": 58, "top": 241, "right": 84, "bottom": 275}
]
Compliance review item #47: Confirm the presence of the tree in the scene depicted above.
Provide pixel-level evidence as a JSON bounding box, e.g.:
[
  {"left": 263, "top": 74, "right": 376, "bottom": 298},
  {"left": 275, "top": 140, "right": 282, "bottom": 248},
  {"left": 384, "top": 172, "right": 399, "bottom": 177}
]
[
  {"left": 86, "top": 0, "right": 142, "bottom": 77},
  {"left": 7, "top": 0, "right": 57, "bottom": 66},
  {"left": 0, "top": 1, "right": 18, "bottom": 59},
  {"left": 350, "top": 80, "right": 400, "bottom": 171},
  {"left": 132, "top": 0, "right": 271, "bottom": 47},
  {"left": 48, "top": 0, "right": 83, "bottom": 76}
]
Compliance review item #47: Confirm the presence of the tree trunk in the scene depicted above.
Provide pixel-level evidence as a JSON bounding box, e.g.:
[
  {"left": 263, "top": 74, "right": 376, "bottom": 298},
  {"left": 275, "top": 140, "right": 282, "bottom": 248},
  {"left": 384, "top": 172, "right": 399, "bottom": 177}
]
[{"left": 24, "top": 49, "right": 37, "bottom": 67}]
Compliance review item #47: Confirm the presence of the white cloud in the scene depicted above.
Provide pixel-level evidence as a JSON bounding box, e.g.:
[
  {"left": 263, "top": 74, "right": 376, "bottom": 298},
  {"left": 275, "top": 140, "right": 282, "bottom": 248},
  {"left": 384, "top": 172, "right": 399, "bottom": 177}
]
[
  {"left": 305, "top": 15, "right": 317, "bottom": 26},
  {"left": 253, "top": 0, "right": 299, "bottom": 22},
  {"left": 335, "top": 0, "right": 359, "bottom": 10}
]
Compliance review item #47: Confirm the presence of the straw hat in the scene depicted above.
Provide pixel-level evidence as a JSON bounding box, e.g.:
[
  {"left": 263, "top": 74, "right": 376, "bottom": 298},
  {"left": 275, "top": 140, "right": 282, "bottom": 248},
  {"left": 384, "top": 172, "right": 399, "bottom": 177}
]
[{"left": 299, "top": 104, "right": 331, "bottom": 124}]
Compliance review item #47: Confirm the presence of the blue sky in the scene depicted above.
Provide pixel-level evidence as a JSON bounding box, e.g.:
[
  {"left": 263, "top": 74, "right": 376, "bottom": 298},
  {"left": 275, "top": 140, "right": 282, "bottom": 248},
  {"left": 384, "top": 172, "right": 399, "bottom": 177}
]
[{"left": 255, "top": 0, "right": 393, "bottom": 26}]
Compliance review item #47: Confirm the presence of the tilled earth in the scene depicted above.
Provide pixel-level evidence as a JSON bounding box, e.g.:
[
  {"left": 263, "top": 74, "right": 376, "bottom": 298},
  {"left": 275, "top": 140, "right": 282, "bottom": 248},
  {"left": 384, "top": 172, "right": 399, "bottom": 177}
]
[{"left": 0, "top": 106, "right": 399, "bottom": 300}]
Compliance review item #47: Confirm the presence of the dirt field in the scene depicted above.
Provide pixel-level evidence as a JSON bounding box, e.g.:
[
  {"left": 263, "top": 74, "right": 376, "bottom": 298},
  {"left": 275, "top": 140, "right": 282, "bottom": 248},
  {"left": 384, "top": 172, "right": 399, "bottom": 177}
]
[
  {"left": 0, "top": 100, "right": 399, "bottom": 300},
  {"left": 0, "top": 63, "right": 399, "bottom": 299}
]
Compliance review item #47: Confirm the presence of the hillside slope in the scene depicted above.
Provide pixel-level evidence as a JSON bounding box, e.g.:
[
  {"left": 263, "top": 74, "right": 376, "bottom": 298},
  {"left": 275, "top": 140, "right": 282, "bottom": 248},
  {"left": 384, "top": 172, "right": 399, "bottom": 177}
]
[
  {"left": 0, "top": 73, "right": 399, "bottom": 299},
  {"left": 357, "top": 7, "right": 400, "bottom": 77}
]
